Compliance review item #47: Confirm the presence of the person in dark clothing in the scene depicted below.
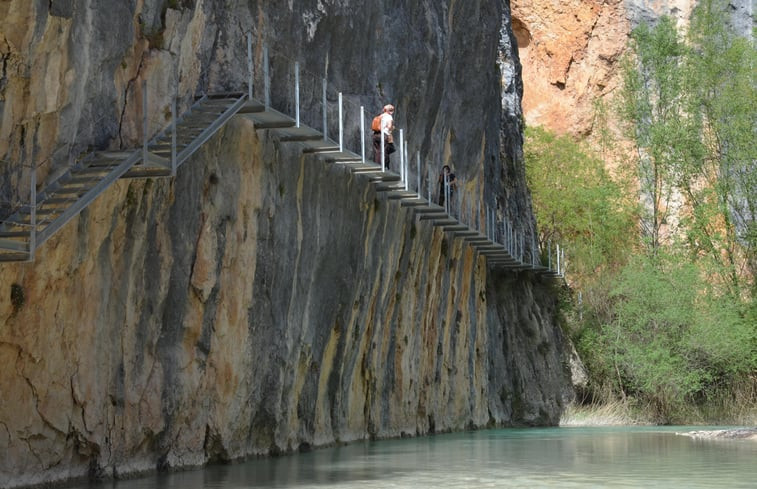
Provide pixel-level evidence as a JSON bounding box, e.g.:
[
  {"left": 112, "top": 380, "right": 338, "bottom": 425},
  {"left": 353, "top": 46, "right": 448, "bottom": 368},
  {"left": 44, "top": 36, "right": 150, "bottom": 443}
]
[{"left": 438, "top": 165, "right": 456, "bottom": 207}]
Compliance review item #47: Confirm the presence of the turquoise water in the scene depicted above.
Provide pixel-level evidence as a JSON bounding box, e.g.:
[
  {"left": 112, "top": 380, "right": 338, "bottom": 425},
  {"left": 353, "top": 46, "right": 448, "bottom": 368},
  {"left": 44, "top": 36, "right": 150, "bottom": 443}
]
[{"left": 79, "top": 426, "right": 757, "bottom": 488}]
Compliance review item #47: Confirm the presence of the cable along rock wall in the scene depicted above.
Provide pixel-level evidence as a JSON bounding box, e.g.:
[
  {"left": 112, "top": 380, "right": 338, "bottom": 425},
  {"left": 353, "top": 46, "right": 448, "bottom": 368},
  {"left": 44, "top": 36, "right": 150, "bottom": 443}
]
[{"left": 0, "top": 1, "right": 573, "bottom": 487}]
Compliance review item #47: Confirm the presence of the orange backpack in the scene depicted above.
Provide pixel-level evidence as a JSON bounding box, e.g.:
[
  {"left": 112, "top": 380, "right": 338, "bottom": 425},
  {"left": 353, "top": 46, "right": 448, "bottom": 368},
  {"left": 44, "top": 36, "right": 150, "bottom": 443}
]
[{"left": 371, "top": 114, "right": 382, "bottom": 132}]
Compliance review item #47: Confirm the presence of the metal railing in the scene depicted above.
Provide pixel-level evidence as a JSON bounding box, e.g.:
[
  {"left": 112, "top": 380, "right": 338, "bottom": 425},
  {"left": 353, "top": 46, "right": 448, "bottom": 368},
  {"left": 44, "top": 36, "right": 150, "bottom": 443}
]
[{"left": 243, "top": 34, "right": 565, "bottom": 277}]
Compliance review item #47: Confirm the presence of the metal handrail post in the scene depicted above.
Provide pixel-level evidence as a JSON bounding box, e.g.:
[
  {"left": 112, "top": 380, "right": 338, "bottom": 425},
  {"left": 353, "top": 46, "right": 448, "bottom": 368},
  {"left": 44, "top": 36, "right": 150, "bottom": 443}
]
[
  {"left": 505, "top": 220, "right": 510, "bottom": 252},
  {"left": 485, "top": 206, "right": 489, "bottom": 239},
  {"left": 532, "top": 234, "right": 536, "bottom": 266},
  {"left": 427, "top": 172, "right": 431, "bottom": 203},
  {"left": 515, "top": 229, "right": 520, "bottom": 262},
  {"left": 521, "top": 232, "right": 525, "bottom": 263},
  {"left": 510, "top": 222, "right": 514, "bottom": 255},
  {"left": 171, "top": 93, "right": 177, "bottom": 176},
  {"left": 492, "top": 208, "right": 496, "bottom": 242},
  {"left": 338, "top": 92, "right": 343, "bottom": 152},
  {"left": 557, "top": 244, "right": 561, "bottom": 275},
  {"left": 247, "top": 33, "right": 253, "bottom": 100},
  {"left": 29, "top": 165, "right": 37, "bottom": 262},
  {"left": 477, "top": 201, "right": 481, "bottom": 232},
  {"left": 456, "top": 182, "right": 461, "bottom": 218},
  {"left": 445, "top": 174, "right": 450, "bottom": 214},
  {"left": 416, "top": 152, "right": 421, "bottom": 197},
  {"left": 263, "top": 45, "right": 270, "bottom": 109},
  {"left": 399, "top": 129, "right": 404, "bottom": 182},
  {"left": 381, "top": 129, "right": 385, "bottom": 172},
  {"left": 487, "top": 207, "right": 491, "bottom": 241},
  {"left": 491, "top": 207, "right": 495, "bottom": 241},
  {"left": 404, "top": 142, "right": 409, "bottom": 191},
  {"left": 322, "top": 77, "right": 327, "bottom": 141},
  {"left": 295, "top": 62, "right": 300, "bottom": 127},
  {"left": 491, "top": 206, "right": 497, "bottom": 243},
  {"left": 142, "top": 80, "right": 148, "bottom": 165},
  {"left": 360, "top": 106, "right": 365, "bottom": 164}
]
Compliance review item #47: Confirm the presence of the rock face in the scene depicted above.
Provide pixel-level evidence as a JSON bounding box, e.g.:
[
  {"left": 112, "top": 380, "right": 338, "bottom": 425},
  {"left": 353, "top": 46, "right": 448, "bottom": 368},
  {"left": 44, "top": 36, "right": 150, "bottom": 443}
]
[
  {"left": 511, "top": 0, "right": 753, "bottom": 137},
  {"left": 511, "top": 0, "right": 632, "bottom": 136},
  {"left": 0, "top": 1, "right": 572, "bottom": 487}
]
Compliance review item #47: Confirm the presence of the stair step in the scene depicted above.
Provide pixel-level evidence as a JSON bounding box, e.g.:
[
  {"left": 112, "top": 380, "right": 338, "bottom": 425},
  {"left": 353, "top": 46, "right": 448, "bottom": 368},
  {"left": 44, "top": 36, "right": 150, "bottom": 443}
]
[
  {"left": 67, "top": 173, "right": 104, "bottom": 184},
  {"left": 89, "top": 158, "right": 125, "bottom": 167},
  {"left": 387, "top": 192, "right": 420, "bottom": 200},
  {"left": 54, "top": 186, "right": 88, "bottom": 195},
  {"left": 375, "top": 184, "right": 406, "bottom": 192},
  {"left": 418, "top": 213, "right": 451, "bottom": 220},
  {"left": 122, "top": 168, "right": 173, "bottom": 179},
  {"left": 0, "top": 229, "right": 30, "bottom": 238},
  {"left": 0, "top": 251, "right": 30, "bottom": 262},
  {"left": 0, "top": 238, "right": 30, "bottom": 252},
  {"left": 72, "top": 165, "right": 118, "bottom": 174},
  {"left": 45, "top": 196, "right": 80, "bottom": 205}
]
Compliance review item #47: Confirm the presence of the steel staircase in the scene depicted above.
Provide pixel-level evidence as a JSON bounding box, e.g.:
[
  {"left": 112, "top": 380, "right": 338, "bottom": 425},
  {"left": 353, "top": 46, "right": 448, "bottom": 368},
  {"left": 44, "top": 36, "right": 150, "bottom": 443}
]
[{"left": 0, "top": 92, "right": 251, "bottom": 262}]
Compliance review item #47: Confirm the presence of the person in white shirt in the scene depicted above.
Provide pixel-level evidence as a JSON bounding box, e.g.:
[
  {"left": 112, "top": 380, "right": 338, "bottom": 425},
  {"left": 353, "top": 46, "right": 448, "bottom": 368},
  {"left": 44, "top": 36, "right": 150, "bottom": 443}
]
[{"left": 372, "top": 104, "right": 395, "bottom": 166}]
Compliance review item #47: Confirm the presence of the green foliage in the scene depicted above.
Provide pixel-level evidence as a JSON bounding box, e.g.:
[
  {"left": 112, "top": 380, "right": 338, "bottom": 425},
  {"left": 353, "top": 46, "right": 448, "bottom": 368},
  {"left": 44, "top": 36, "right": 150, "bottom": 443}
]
[
  {"left": 581, "top": 251, "right": 757, "bottom": 422},
  {"left": 620, "top": 3, "right": 757, "bottom": 294},
  {"left": 620, "top": 17, "right": 700, "bottom": 252},
  {"left": 531, "top": 2, "right": 757, "bottom": 421},
  {"left": 525, "top": 126, "right": 636, "bottom": 281},
  {"left": 683, "top": 0, "right": 757, "bottom": 292}
]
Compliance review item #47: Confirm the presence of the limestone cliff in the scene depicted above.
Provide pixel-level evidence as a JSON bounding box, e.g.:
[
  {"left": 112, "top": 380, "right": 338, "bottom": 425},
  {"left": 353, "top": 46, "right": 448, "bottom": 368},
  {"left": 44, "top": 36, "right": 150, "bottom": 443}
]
[
  {"left": 0, "top": 1, "right": 572, "bottom": 487},
  {"left": 511, "top": 0, "right": 752, "bottom": 137}
]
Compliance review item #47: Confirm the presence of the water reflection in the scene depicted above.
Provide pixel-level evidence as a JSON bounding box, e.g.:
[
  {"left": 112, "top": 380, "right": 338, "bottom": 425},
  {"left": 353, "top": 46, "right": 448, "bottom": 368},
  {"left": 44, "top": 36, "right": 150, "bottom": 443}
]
[{"left": 81, "top": 426, "right": 757, "bottom": 488}]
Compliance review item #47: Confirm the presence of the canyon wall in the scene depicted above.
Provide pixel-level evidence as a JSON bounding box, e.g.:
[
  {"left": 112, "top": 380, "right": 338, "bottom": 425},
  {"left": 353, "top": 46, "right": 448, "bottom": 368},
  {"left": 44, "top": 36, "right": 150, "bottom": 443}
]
[
  {"left": 0, "top": 1, "right": 572, "bottom": 487},
  {"left": 511, "top": 0, "right": 753, "bottom": 138}
]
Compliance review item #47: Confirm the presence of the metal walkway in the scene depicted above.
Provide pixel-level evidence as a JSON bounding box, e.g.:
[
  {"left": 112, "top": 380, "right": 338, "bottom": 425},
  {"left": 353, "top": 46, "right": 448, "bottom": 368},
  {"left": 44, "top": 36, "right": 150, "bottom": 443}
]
[
  {"left": 0, "top": 92, "right": 252, "bottom": 262},
  {"left": 240, "top": 102, "right": 563, "bottom": 278},
  {"left": 0, "top": 37, "right": 565, "bottom": 278}
]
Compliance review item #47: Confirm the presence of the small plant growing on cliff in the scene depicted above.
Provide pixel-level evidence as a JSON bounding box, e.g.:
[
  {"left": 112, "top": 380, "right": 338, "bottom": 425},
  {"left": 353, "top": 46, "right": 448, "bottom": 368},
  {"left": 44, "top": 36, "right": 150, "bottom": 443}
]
[{"left": 10, "top": 283, "right": 25, "bottom": 315}]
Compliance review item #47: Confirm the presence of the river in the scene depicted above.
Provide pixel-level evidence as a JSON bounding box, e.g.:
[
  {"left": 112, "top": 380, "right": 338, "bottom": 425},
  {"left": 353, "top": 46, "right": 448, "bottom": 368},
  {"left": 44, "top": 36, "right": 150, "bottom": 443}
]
[{"left": 73, "top": 426, "right": 756, "bottom": 488}]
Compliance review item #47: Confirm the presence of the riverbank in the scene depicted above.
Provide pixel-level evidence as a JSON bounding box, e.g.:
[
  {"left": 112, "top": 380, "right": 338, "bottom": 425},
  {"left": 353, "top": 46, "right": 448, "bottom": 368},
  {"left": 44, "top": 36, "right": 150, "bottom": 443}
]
[
  {"left": 560, "top": 401, "right": 757, "bottom": 428},
  {"left": 559, "top": 401, "right": 652, "bottom": 426}
]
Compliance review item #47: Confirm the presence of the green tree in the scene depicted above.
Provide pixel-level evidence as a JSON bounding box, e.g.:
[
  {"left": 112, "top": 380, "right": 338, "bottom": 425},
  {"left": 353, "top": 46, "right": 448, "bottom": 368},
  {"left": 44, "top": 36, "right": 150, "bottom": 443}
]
[
  {"left": 619, "top": 17, "right": 698, "bottom": 254},
  {"left": 682, "top": 0, "right": 757, "bottom": 296},
  {"left": 524, "top": 126, "right": 636, "bottom": 281},
  {"left": 586, "top": 250, "right": 757, "bottom": 422},
  {"left": 621, "top": 4, "right": 757, "bottom": 295},
  {"left": 581, "top": 4, "right": 757, "bottom": 420}
]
